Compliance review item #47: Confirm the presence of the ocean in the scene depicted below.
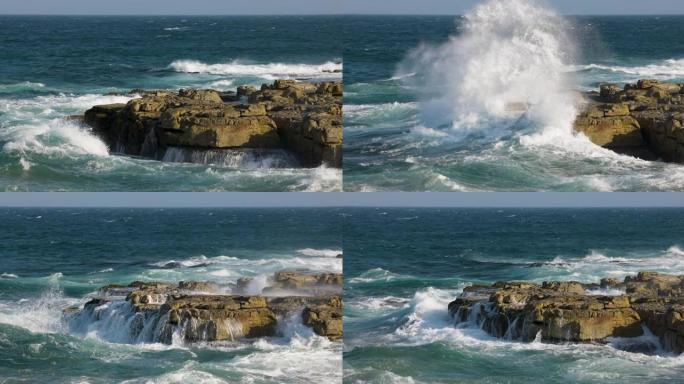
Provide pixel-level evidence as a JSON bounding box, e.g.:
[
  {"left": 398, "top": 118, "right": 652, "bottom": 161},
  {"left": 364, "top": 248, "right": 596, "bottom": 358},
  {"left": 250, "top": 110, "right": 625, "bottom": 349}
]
[
  {"left": 0, "top": 208, "right": 343, "bottom": 383},
  {"left": 343, "top": 7, "right": 684, "bottom": 191},
  {"left": 0, "top": 16, "right": 342, "bottom": 191},
  {"left": 343, "top": 208, "right": 684, "bottom": 383}
]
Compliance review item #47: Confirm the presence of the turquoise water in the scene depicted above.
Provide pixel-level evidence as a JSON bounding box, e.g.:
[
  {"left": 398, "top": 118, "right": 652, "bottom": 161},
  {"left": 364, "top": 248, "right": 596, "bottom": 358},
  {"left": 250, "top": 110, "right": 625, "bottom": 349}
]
[
  {"left": 0, "top": 16, "right": 342, "bottom": 191},
  {"left": 0, "top": 208, "right": 343, "bottom": 383},
  {"left": 344, "top": 208, "right": 684, "bottom": 383},
  {"left": 343, "top": 8, "right": 684, "bottom": 191}
]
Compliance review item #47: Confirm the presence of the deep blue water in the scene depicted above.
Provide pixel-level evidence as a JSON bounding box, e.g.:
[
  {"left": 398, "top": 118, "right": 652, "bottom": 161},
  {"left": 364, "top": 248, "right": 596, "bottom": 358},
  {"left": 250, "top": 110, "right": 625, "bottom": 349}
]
[
  {"left": 0, "top": 208, "right": 342, "bottom": 383},
  {"left": 343, "top": 208, "right": 684, "bottom": 383},
  {"left": 343, "top": 13, "right": 684, "bottom": 191},
  {"left": 0, "top": 16, "right": 342, "bottom": 191}
]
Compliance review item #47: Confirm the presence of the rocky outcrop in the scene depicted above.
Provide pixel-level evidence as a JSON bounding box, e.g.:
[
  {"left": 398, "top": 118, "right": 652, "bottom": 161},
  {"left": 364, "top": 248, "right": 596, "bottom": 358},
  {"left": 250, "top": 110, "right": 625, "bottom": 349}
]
[
  {"left": 236, "top": 270, "right": 343, "bottom": 296},
  {"left": 303, "top": 296, "right": 343, "bottom": 341},
  {"left": 574, "top": 80, "right": 684, "bottom": 162},
  {"left": 66, "top": 276, "right": 343, "bottom": 343},
  {"left": 83, "top": 80, "right": 342, "bottom": 168},
  {"left": 448, "top": 272, "right": 684, "bottom": 354}
]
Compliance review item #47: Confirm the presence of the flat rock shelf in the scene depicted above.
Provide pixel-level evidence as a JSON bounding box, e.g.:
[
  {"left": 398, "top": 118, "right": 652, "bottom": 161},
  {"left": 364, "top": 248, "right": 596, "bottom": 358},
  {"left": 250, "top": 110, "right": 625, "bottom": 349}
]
[
  {"left": 449, "top": 272, "right": 684, "bottom": 354},
  {"left": 64, "top": 270, "right": 343, "bottom": 344},
  {"left": 81, "top": 79, "right": 343, "bottom": 168},
  {"left": 574, "top": 79, "right": 684, "bottom": 162}
]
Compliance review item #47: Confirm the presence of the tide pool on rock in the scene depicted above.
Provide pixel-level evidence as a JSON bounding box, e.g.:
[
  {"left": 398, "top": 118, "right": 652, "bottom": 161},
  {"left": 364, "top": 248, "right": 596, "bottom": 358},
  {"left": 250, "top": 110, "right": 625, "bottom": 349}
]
[
  {"left": 0, "top": 16, "right": 342, "bottom": 191},
  {"left": 343, "top": 5, "right": 684, "bottom": 191},
  {"left": 343, "top": 208, "right": 684, "bottom": 384},
  {"left": 0, "top": 208, "right": 342, "bottom": 383}
]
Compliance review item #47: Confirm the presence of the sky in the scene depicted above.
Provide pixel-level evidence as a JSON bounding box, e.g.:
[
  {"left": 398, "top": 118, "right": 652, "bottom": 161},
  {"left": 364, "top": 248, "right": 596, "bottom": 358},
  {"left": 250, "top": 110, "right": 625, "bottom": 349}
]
[
  {"left": 0, "top": 193, "right": 683, "bottom": 208},
  {"left": 1, "top": 0, "right": 682, "bottom": 15}
]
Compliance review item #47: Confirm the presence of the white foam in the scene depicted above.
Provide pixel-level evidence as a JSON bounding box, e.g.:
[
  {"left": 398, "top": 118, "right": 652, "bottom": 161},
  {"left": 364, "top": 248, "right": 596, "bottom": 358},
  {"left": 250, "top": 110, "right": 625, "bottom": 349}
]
[
  {"left": 425, "top": 172, "right": 472, "bottom": 191},
  {"left": 219, "top": 317, "right": 341, "bottom": 383},
  {"left": 349, "top": 268, "right": 413, "bottom": 284},
  {"left": 294, "top": 165, "right": 343, "bottom": 192},
  {"left": 574, "top": 58, "right": 684, "bottom": 79},
  {"left": 535, "top": 246, "right": 684, "bottom": 282},
  {"left": 168, "top": 60, "right": 342, "bottom": 79},
  {"left": 0, "top": 81, "right": 46, "bottom": 93},
  {"left": 0, "top": 93, "right": 135, "bottom": 159},
  {"left": 148, "top": 253, "right": 342, "bottom": 283},
  {"left": 121, "top": 366, "right": 228, "bottom": 384},
  {"left": 586, "top": 287, "right": 626, "bottom": 296},
  {"left": 242, "top": 274, "right": 270, "bottom": 295},
  {"left": 207, "top": 79, "right": 234, "bottom": 91},
  {"left": 350, "top": 296, "right": 411, "bottom": 312},
  {"left": 403, "top": 0, "right": 577, "bottom": 138},
  {"left": 0, "top": 285, "right": 76, "bottom": 334},
  {"left": 410, "top": 125, "right": 449, "bottom": 138}
]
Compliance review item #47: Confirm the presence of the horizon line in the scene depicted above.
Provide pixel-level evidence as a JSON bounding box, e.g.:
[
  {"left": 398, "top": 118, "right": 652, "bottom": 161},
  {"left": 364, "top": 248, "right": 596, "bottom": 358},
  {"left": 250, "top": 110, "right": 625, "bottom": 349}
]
[
  {"left": 1, "top": 205, "right": 683, "bottom": 209},
  {"left": 1, "top": 193, "right": 683, "bottom": 209},
  {"left": 1, "top": 13, "right": 683, "bottom": 17}
]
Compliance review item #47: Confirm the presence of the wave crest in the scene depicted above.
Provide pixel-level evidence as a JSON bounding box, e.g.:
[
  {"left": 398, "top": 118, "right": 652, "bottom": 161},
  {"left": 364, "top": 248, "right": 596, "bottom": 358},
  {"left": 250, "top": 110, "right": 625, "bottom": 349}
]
[{"left": 168, "top": 60, "right": 342, "bottom": 79}]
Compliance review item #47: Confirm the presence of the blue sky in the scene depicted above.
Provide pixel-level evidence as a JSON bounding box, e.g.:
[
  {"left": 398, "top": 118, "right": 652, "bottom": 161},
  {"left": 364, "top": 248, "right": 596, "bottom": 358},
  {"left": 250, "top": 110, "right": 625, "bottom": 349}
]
[
  {"left": 1, "top": 0, "right": 682, "bottom": 15},
  {"left": 0, "top": 193, "right": 683, "bottom": 208}
]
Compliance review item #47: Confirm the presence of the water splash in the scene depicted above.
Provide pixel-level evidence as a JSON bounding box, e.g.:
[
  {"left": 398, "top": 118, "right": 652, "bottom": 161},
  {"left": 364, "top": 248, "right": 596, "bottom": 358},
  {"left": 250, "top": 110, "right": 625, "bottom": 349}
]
[{"left": 401, "top": 0, "right": 577, "bottom": 137}]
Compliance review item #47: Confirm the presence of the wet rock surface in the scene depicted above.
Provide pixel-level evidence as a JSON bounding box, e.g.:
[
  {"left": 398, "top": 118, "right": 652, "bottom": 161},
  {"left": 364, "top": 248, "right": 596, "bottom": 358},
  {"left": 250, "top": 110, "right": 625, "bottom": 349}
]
[
  {"left": 83, "top": 80, "right": 342, "bottom": 168},
  {"left": 449, "top": 272, "right": 684, "bottom": 353},
  {"left": 66, "top": 270, "right": 343, "bottom": 343},
  {"left": 574, "top": 80, "right": 684, "bottom": 162}
]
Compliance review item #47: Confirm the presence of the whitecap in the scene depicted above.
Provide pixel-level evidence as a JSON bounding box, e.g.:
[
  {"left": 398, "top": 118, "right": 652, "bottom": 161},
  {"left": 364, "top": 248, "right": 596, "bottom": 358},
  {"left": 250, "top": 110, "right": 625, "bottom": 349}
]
[{"left": 168, "top": 60, "right": 342, "bottom": 79}]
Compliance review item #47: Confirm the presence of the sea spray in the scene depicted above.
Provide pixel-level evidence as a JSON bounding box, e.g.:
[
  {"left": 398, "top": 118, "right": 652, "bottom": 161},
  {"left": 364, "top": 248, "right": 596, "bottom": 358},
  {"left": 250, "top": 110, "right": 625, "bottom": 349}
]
[{"left": 400, "top": 0, "right": 578, "bottom": 137}]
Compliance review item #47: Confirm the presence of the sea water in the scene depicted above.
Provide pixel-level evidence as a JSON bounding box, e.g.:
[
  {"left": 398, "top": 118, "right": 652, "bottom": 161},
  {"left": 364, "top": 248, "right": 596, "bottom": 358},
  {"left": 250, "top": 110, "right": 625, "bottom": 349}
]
[
  {"left": 343, "top": 0, "right": 684, "bottom": 191},
  {"left": 0, "top": 208, "right": 342, "bottom": 383},
  {"left": 343, "top": 208, "right": 684, "bottom": 383},
  {"left": 0, "top": 16, "right": 342, "bottom": 191}
]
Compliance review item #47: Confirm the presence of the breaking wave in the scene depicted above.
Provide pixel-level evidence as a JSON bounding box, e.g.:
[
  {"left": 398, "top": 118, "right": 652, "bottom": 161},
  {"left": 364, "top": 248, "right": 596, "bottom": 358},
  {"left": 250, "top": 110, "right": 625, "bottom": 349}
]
[
  {"left": 168, "top": 60, "right": 342, "bottom": 79},
  {"left": 573, "top": 58, "right": 684, "bottom": 79},
  {"left": 400, "top": 0, "right": 578, "bottom": 137},
  {"left": 534, "top": 246, "right": 684, "bottom": 281}
]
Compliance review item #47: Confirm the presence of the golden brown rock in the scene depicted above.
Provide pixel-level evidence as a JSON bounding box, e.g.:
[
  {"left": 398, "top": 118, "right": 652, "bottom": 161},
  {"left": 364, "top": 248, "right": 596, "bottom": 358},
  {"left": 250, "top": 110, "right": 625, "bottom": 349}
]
[
  {"left": 449, "top": 272, "right": 684, "bottom": 353},
  {"left": 82, "top": 79, "right": 343, "bottom": 167},
  {"left": 574, "top": 80, "right": 684, "bottom": 162}
]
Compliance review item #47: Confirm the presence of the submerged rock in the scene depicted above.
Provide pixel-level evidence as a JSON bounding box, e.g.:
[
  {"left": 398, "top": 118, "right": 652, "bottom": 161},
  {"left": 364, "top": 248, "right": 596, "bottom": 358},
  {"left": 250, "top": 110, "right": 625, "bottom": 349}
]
[
  {"left": 574, "top": 80, "right": 684, "bottom": 162},
  {"left": 449, "top": 272, "right": 684, "bottom": 353},
  {"left": 83, "top": 79, "right": 342, "bottom": 168}
]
